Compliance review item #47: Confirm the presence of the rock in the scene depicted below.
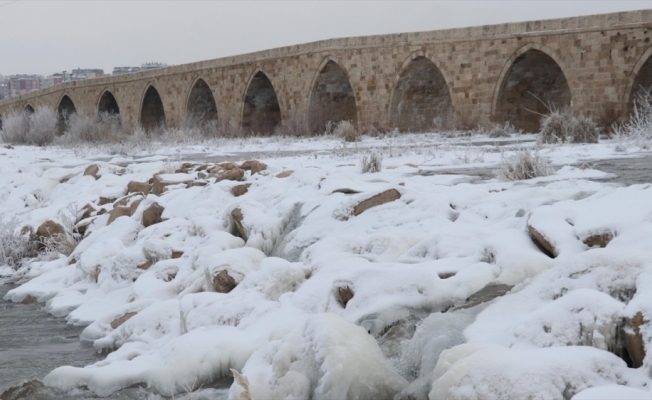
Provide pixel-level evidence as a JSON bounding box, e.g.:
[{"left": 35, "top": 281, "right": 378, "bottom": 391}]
[
  {"left": 352, "top": 189, "right": 401, "bottom": 216},
  {"left": 197, "top": 172, "right": 207, "bottom": 179},
  {"left": 213, "top": 270, "right": 237, "bottom": 293},
  {"left": 622, "top": 312, "right": 646, "bottom": 368},
  {"left": 0, "top": 379, "right": 45, "bottom": 400},
  {"left": 219, "top": 162, "right": 240, "bottom": 171},
  {"left": 127, "top": 181, "right": 151, "bottom": 195},
  {"left": 98, "top": 197, "right": 116, "bottom": 206},
  {"left": 583, "top": 231, "right": 614, "bottom": 248},
  {"left": 241, "top": 160, "right": 267, "bottom": 175},
  {"left": 528, "top": 224, "right": 557, "bottom": 258},
  {"left": 142, "top": 202, "right": 164, "bottom": 227},
  {"left": 20, "top": 295, "right": 37, "bottom": 305},
  {"left": 78, "top": 203, "right": 98, "bottom": 221},
  {"left": 337, "top": 285, "right": 354, "bottom": 308},
  {"left": 137, "top": 261, "right": 152, "bottom": 270},
  {"left": 107, "top": 206, "right": 131, "bottom": 225},
  {"left": 172, "top": 251, "right": 184, "bottom": 259},
  {"left": 110, "top": 312, "right": 137, "bottom": 329},
  {"left": 35, "top": 220, "right": 65, "bottom": 247},
  {"left": 215, "top": 168, "right": 245, "bottom": 182},
  {"left": 114, "top": 193, "right": 139, "bottom": 207},
  {"left": 84, "top": 164, "right": 100, "bottom": 180},
  {"left": 276, "top": 170, "right": 294, "bottom": 178},
  {"left": 453, "top": 283, "right": 514, "bottom": 311},
  {"left": 231, "top": 184, "right": 251, "bottom": 197},
  {"left": 96, "top": 208, "right": 107, "bottom": 216},
  {"left": 230, "top": 208, "right": 247, "bottom": 241},
  {"left": 438, "top": 272, "right": 456, "bottom": 279},
  {"left": 332, "top": 188, "right": 361, "bottom": 195},
  {"left": 129, "top": 199, "right": 143, "bottom": 216},
  {"left": 115, "top": 168, "right": 126, "bottom": 176},
  {"left": 175, "top": 162, "right": 198, "bottom": 173},
  {"left": 151, "top": 175, "right": 192, "bottom": 196},
  {"left": 186, "top": 181, "right": 208, "bottom": 188}
]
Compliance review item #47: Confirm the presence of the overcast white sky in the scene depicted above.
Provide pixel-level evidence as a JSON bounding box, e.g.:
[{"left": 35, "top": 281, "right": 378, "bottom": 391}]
[{"left": 1, "top": 1, "right": 651, "bottom": 76}]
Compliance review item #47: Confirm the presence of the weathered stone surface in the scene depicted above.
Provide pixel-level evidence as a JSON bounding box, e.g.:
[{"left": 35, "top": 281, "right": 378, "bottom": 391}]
[
  {"left": 230, "top": 208, "right": 247, "bottom": 241},
  {"left": 352, "top": 189, "right": 401, "bottom": 216},
  {"left": 96, "top": 208, "right": 107, "bottom": 216},
  {"left": 276, "top": 170, "right": 294, "bottom": 178},
  {"left": 215, "top": 168, "right": 245, "bottom": 182},
  {"left": 114, "top": 193, "right": 139, "bottom": 207},
  {"left": 583, "top": 231, "right": 614, "bottom": 248},
  {"left": 231, "top": 183, "right": 251, "bottom": 197},
  {"left": 241, "top": 160, "right": 267, "bottom": 174},
  {"left": 98, "top": 197, "right": 115, "bottom": 206},
  {"left": 137, "top": 261, "right": 152, "bottom": 270},
  {"left": 75, "top": 218, "right": 93, "bottom": 236},
  {"left": 623, "top": 312, "right": 646, "bottom": 368},
  {"left": 110, "top": 312, "right": 137, "bottom": 329},
  {"left": 186, "top": 181, "right": 208, "bottom": 188},
  {"left": 219, "top": 162, "right": 240, "bottom": 171},
  {"left": 142, "top": 202, "right": 164, "bottom": 227},
  {"left": 20, "top": 294, "right": 37, "bottom": 305},
  {"left": 79, "top": 203, "right": 97, "bottom": 221},
  {"left": 35, "top": 220, "right": 65, "bottom": 246},
  {"left": 129, "top": 199, "right": 143, "bottom": 216},
  {"left": 171, "top": 251, "right": 184, "bottom": 259},
  {"left": 107, "top": 206, "right": 131, "bottom": 225},
  {"left": 0, "top": 379, "right": 45, "bottom": 400},
  {"left": 127, "top": 181, "right": 151, "bottom": 195},
  {"left": 528, "top": 224, "right": 557, "bottom": 258},
  {"left": 453, "top": 283, "right": 514, "bottom": 311},
  {"left": 84, "top": 164, "right": 100, "bottom": 180},
  {"left": 337, "top": 285, "right": 354, "bottom": 308},
  {"left": 213, "top": 270, "right": 237, "bottom": 293}
]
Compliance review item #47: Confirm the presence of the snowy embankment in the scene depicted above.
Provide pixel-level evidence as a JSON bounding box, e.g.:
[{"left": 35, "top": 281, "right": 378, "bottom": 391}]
[{"left": 2, "top": 135, "right": 652, "bottom": 399}]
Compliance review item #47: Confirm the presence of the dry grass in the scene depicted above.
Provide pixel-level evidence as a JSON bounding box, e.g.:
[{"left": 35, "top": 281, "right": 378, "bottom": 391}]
[
  {"left": 333, "top": 120, "right": 359, "bottom": 142},
  {"left": 0, "top": 217, "right": 39, "bottom": 269},
  {"left": 540, "top": 110, "right": 599, "bottom": 144},
  {"left": 495, "top": 149, "right": 553, "bottom": 181},
  {"left": 360, "top": 152, "right": 383, "bottom": 173}
]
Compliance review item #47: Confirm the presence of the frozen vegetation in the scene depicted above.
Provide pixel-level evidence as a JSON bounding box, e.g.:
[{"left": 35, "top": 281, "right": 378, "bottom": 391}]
[{"left": 3, "top": 111, "right": 652, "bottom": 399}]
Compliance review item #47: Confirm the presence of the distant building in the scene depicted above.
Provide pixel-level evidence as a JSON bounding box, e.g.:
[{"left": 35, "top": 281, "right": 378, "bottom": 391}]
[
  {"left": 141, "top": 62, "right": 167, "bottom": 71},
  {"left": 112, "top": 66, "right": 141, "bottom": 75},
  {"left": 3, "top": 75, "right": 40, "bottom": 98},
  {"left": 112, "top": 62, "right": 167, "bottom": 76},
  {"left": 71, "top": 68, "right": 104, "bottom": 81},
  {"left": 40, "top": 73, "right": 64, "bottom": 89}
]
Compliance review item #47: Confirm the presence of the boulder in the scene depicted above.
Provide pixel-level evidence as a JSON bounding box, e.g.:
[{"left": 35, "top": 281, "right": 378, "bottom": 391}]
[
  {"left": 137, "top": 261, "right": 152, "bottom": 270},
  {"left": 98, "top": 197, "right": 116, "bottom": 206},
  {"left": 114, "top": 193, "right": 140, "bottom": 207},
  {"left": 622, "top": 312, "right": 646, "bottom": 368},
  {"left": 35, "top": 220, "right": 65, "bottom": 247},
  {"left": 84, "top": 164, "right": 100, "bottom": 180},
  {"left": 186, "top": 181, "right": 208, "bottom": 188},
  {"left": 230, "top": 208, "right": 247, "bottom": 241},
  {"left": 129, "top": 199, "right": 143, "bottom": 216},
  {"left": 107, "top": 206, "right": 131, "bottom": 225},
  {"left": 231, "top": 184, "right": 251, "bottom": 197},
  {"left": 75, "top": 218, "right": 95, "bottom": 237},
  {"left": 213, "top": 270, "right": 237, "bottom": 293},
  {"left": 127, "top": 181, "right": 151, "bottom": 195},
  {"left": 175, "top": 162, "right": 198, "bottom": 173},
  {"left": 583, "top": 231, "right": 614, "bottom": 248},
  {"left": 0, "top": 379, "right": 45, "bottom": 400},
  {"left": 142, "top": 202, "right": 164, "bottom": 227},
  {"left": 352, "top": 189, "right": 401, "bottom": 216},
  {"left": 78, "top": 203, "right": 98, "bottom": 221},
  {"left": 219, "top": 162, "right": 240, "bottom": 171},
  {"left": 241, "top": 160, "right": 267, "bottom": 175},
  {"left": 171, "top": 251, "right": 184, "bottom": 259},
  {"left": 528, "top": 224, "right": 557, "bottom": 258},
  {"left": 215, "top": 168, "right": 245, "bottom": 182},
  {"left": 20, "top": 295, "right": 37, "bottom": 305},
  {"left": 276, "top": 170, "right": 294, "bottom": 178},
  {"left": 110, "top": 312, "right": 137, "bottom": 329},
  {"left": 453, "top": 283, "right": 514, "bottom": 311},
  {"left": 337, "top": 285, "right": 354, "bottom": 308}
]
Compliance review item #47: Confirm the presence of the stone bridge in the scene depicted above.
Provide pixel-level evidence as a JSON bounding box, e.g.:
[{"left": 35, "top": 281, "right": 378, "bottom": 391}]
[{"left": 1, "top": 9, "right": 652, "bottom": 134}]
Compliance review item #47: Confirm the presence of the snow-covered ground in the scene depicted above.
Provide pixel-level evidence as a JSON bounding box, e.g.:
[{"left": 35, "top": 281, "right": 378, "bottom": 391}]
[{"left": 2, "top": 132, "right": 652, "bottom": 399}]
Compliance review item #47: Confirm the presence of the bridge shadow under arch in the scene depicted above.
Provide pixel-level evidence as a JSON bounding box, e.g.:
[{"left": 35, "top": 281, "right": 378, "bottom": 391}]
[
  {"left": 141, "top": 85, "right": 166, "bottom": 132},
  {"left": 390, "top": 55, "right": 453, "bottom": 132},
  {"left": 242, "top": 71, "right": 281, "bottom": 135},
  {"left": 494, "top": 48, "right": 571, "bottom": 132},
  {"left": 628, "top": 48, "right": 652, "bottom": 114},
  {"left": 24, "top": 104, "right": 34, "bottom": 114},
  {"left": 308, "top": 59, "right": 357, "bottom": 134},
  {"left": 186, "top": 78, "right": 218, "bottom": 127},
  {"left": 98, "top": 90, "right": 120, "bottom": 116},
  {"left": 57, "top": 95, "right": 76, "bottom": 135}
]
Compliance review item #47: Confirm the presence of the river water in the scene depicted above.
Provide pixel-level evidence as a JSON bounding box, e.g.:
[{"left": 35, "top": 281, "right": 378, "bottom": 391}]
[{"left": 2, "top": 152, "right": 651, "bottom": 399}]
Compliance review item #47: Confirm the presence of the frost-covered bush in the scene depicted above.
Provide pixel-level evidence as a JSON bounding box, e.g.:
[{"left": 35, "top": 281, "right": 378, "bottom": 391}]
[
  {"left": 26, "top": 107, "right": 57, "bottom": 146},
  {"left": 488, "top": 122, "right": 519, "bottom": 138},
  {"left": 612, "top": 88, "right": 652, "bottom": 149},
  {"left": 361, "top": 152, "right": 383, "bottom": 173},
  {"left": 540, "top": 110, "right": 599, "bottom": 144},
  {"left": 333, "top": 120, "right": 358, "bottom": 142},
  {"left": 495, "top": 149, "right": 553, "bottom": 181},
  {"left": 0, "top": 111, "right": 30, "bottom": 144},
  {"left": 0, "top": 217, "right": 38, "bottom": 269},
  {"left": 59, "top": 112, "right": 123, "bottom": 143}
]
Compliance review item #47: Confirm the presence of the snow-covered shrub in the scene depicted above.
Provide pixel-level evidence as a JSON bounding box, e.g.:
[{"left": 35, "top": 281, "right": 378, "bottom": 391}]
[
  {"left": 361, "top": 152, "right": 383, "bottom": 173},
  {"left": 568, "top": 114, "right": 599, "bottom": 143},
  {"left": 26, "top": 107, "right": 57, "bottom": 146},
  {"left": 0, "top": 217, "right": 38, "bottom": 269},
  {"left": 540, "top": 110, "right": 598, "bottom": 144},
  {"left": 60, "top": 112, "right": 123, "bottom": 143},
  {"left": 540, "top": 110, "right": 568, "bottom": 143},
  {"left": 612, "top": 87, "right": 652, "bottom": 149},
  {"left": 495, "top": 149, "right": 553, "bottom": 181},
  {"left": 0, "top": 111, "right": 30, "bottom": 144},
  {"left": 334, "top": 120, "right": 358, "bottom": 142},
  {"left": 488, "top": 122, "right": 519, "bottom": 138}
]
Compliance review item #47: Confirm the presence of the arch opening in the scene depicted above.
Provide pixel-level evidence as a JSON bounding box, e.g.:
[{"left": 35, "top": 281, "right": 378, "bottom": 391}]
[
  {"left": 141, "top": 86, "right": 166, "bottom": 132},
  {"left": 308, "top": 60, "right": 357, "bottom": 134},
  {"left": 390, "top": 56, "right": 453, "bottom": 132},
  {"left": 0, "top": 114, "right": 3, "bottom": 131},
  {"left": 495, "top": 49, "right": 571, "bottom": 132},
  {"left": 98, "top": 91, "right": 120, "bottom": 116},
  {"left": 57, "top": 95, "right": 76, "bottom": 135},
  {"left": 629, "top": 53, "right": 652, "bottom": 115},
  {"left": 242, "top": 71, "right": 281, "bottom": 135},
  {"left": 186, "top": 79, "right": 218, "bottom": 127},
  {"left": 24, "top": 104, "right": 34, "bottom": 114}
]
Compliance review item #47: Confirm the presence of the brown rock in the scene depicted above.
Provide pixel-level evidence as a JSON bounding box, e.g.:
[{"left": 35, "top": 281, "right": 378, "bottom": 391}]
[
  {"left": 337, "top": 285, "right": 354, "bottom": 308},
  {"left": 171, "top": 251, "right": 184, "bottom": 259},
  {"left": 0, "top": 379, "right": 45, "bottom": 400},
  {"left": 197, "top": 164, "right": 210, "bottom": 171},
  {"left": 129, "top": 199, "right": 143, "bottom": 216},
  {"left": 231, "top": 184, "right": 251, "bottom": 197},
  {"left": 623, "top": 312, "right": 646, "bottom": 368},
  {"left": 98, "top": 197, "right": 116, "bottom": 206},
  {"left": 197, "top": 172, "right": 207, "bottom": 179},
  {"left": 241, "top": 160, "right": 267, "bottom": 174},
  {"left": 110, "top": 312, "right": 137, "bottom": 329},
  {"left": 453, "top": 283, "right": 514, "bottom": 311},
  {"left": 114, "top": 194, "right": 138, "bottom": 207},
  {"left": 276, "top": 170, "right": 294, "bottom": 178},
  {"left": 142, "top": 202, "right": 164, "bottom": 227},
  {"left": 213, "top": 270, "right": 237, "bottom": 293},
  {"left": 186, "top": 181, "right": 208, "bottom": 188},
  {"left": 137, "top": 261, "right": 152, "bottom": 270},
  {"left": 96, "top": 208, "right": 107, "bottom": 216},
  {"left": 35, "top": 220, "right": 65, "bottom": 247},
  {"left": 20, "top": 295, "right": 37, "bottom": 305},
  {"left": 219, "top": 162, "right": 240, "bottom": 171},
  {"left": 78, "top": 203, "right": 97, "bottom": 222},
  {"left": 331, "top": 188, "right": 361, "bottom": 195},
  {"left": 528, "top": 224, "right": 557, "bottom": 258},
  {"left": 84, "top": 164, "right": 100, "bottom": 180},
  {"left": 230, "top": 208, "right": 247, "bottom": 241},
  {"left": 107, "top": 206, "right": 131, "bottom": 225},
  {"left": 583, "top": 231, "right": 614, "bottom": 248},
  {"left": 352, "top": 189, "right": 401, "bottom": 216},
  {"left": 75, "top": 218, "right": 95, "bottom": 237},
  {"left": 152, "top": 174, "right": 192, "bottom": 196},
  {"left": 215, "top": 168, "right": 245, "bottom": 182},
  {"left": 127, "top": 181, "right": 151, "bottom": 195}
]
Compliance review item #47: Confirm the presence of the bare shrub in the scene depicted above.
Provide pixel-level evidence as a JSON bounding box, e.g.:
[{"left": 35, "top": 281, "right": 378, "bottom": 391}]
[
  {"left": 333, "top": 120, "right": 358, "bottom": 142},
  {"left": 488, "top": 122, "right": 519, "bottom": 138},
  {"left": 0, "top": 111, "right": 30, "bottom": 144},
  {"left": 612, "top": 87, "right": 652, "bottom": 149},
  {"left": 540, "top": 110, "right": 568, "bottom": 143},
  {"left": 495, "top": 149, "right": 553, "bottom": 181},
  {"left": 58, "top": 112, "right": 123, "bottom": 144},
  {"left": 568, "top": 115, "right": 599, "bottom": 143},
  {"left": 540, "top": 110, "right": 599, "bottom": 144},
  {"left": 360, "top": 152, "right": 383, "bottom": 173},
  {"left": 0, "top": 217, "right": 38, "bottom": 269},
  {"left": 26, "top": 107, "right": 57, "bottom": 146},
  {"left": 42, "top": 204, "right": 82, "bottom": 257},
  {"left": 274, "top": 109, "right": 308, "bottom": 137},
  {"left": 595, "top": 103, "right": 623, "bottom": 135}
]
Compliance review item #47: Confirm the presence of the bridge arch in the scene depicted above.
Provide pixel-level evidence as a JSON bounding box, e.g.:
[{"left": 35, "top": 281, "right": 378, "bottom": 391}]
[
  {"left": 492, "top": 43, "right": 572, "bottom": 132},
  {"left": 624, "top": 45, "right": 652, "bottom": 115},
  {"left": 98, "top": 90, "right": 120, "bottom": 116},
  {"left": 24, "top": 104, "right": 34, "bottom": 114},
  {"left": 0, "top": 113, "right": 3, "bottom": 131},
  {"left": 140, "top": 84, "right": 166, "bottom": 132},
  {"left": 186, "top": 77, "right": 218, "bottom": 127},
  {"left": 242, "top": 69, "right": 282, "bottom": 135},
  {"left": 389, "top": 51, "right": 454, "bottom": 132},
  {"left": 57, "top": 94, "right": 76, "bottom": 135},
  {"left": 307, "top": 57, "right": 358, "bottom": 134}
]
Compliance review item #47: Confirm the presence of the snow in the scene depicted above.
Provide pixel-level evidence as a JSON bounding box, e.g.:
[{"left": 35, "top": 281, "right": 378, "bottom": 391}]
[{"left": 2, "top": 134, "right": 652, "bottom": 398}]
